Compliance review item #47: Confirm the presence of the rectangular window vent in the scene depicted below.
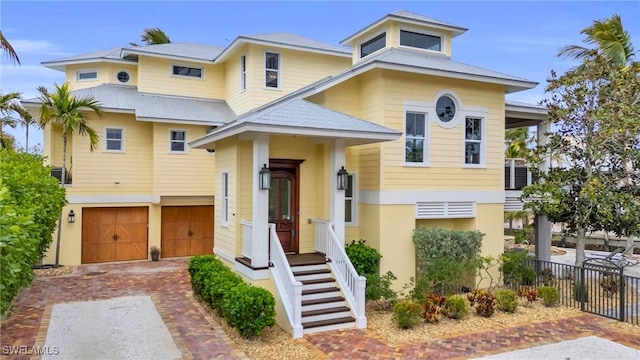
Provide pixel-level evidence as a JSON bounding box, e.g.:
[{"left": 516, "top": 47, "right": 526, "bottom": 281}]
[{"left": 416, "top": 201, "right": 475, "bottom": 219}]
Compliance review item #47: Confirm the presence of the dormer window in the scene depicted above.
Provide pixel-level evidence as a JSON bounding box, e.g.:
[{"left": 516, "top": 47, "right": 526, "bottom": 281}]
[
  {"left": 400, "top": 30, "right": 441, "bottom": 52},
  {"left": 360, "top": 32, "right": 386, "bottom": 58}
]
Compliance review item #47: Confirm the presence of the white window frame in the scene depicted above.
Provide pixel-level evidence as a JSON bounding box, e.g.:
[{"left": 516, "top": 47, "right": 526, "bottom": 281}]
[
  {"left": 463, "top": 116, "right": 486, "bottom": 168},
  {"left": 403, "top": 109, "right": 429, "bottom": 167},
  {"left": 345, "top": 173, "right": 357, "bottom": 227},
  {"left": 358, "top": 29, "right": 387, "bottom": 59},
  {"left": 170, "top": 63, "right": 204, "bottom": 79},
  {"left": 264, "top": 51, "right": 281, "bottom": 90},
  {"left": 168, "top": 129, "right": 188, "bottom": 154},
  {"left": 76, "top": 69, "right": 98, "bottom": 82},
  {"left": 397, "top": 25, "right": 445, "bottom": 55},
  {"left": 240, "top": 55, "right": 247, "bottom": 91},
  {"left": 115, "top": 69, "right": 131, "bottom": 84},
  {"left": 103, "top": 127, "right": 124, "bottom": 153},
  {"left": 221, "top": 172, "right": 229, "bottom": 226}
]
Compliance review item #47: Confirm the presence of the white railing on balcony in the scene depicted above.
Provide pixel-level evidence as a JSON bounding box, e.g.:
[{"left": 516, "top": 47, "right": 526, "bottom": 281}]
[
  {"left": 505, "top": 158, "right": 532, "bottom": 190},
  {"left": 268, "top": 224, "right": 303, "bottom": 338},
  {"left": 240, "top": 220, "right": 253, "bottom": 258},
  {"left": 313, "top": 219, "right": 366, "bottom": 328}
]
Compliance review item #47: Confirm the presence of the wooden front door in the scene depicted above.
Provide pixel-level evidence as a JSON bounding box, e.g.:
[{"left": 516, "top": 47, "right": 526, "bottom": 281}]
[
  {"left": 269, "top": 170, "right": 298, "bottom": 253},
  {"left": 82, "top": 207, "right": 148, "bottom": 263},
  {"left": 161, "top": 205, "right": 214, "bottom": 257}
]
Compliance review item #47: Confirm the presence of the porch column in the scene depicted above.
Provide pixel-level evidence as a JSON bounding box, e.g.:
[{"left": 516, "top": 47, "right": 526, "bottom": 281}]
[
  {"left": 330, "top": 139, "right": 346, "bottom": 246},
  {"left": 535, "top": 121, "right": 551, "bottom": 262},
  {"left": 252, "top": 134, "right": 270, "bottom": 268}
]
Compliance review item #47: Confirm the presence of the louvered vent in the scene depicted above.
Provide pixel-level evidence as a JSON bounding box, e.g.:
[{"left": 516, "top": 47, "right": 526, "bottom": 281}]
[{"left": 416, "top": 202, "right": 476, "bottom": 219}]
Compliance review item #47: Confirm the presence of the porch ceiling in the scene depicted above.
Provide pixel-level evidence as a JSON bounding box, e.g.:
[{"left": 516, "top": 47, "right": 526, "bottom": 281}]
[
  {"left": 505, "top": 100, "right": 547, "bottom": 129},
  {"left": 190, "top": 99, "right": 401, "bottom": 148}
]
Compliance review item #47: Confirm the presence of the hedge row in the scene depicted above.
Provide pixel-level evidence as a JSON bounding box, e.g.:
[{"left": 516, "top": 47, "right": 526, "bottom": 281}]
[{"left": 188, "top": 255, "right": 276, "bottom": 338}]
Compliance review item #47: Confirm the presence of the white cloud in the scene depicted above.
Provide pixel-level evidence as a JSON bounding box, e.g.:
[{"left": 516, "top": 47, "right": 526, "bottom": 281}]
[{"left": 10, "top": 39, "right": 71, "bottom": 56}]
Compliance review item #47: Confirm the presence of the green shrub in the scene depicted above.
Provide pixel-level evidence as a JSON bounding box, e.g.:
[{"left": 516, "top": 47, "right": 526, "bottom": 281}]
[
  {"left": 1, "top": 150, "right": 66, "bottom": 316},
  {"left": 393, "top": 300, "right": 422, "bottom": 329},
  {"left": 221, "top": 284, "right": 276, "bottom": 338},
  {"left": 188, "top": 254, "right": 218, "bottom": 277},
  {"left": 538, "top": 286, "right": 560, "bottom": 307},
  {"left": 365, "top": 271, "right": 397, "bottom": 310},
  {"left": 445, "top": 295, "right": 469, "bottom": 320},
  {"left": 494, "top": 289, "right": 518, "bottom": 313},
  {"left": 517, "top": 286, "right": 538, "bottom": 304},
  {"left": 422, "top": 293, "right": 446, "bottom": 323},
  {"left": 345, "top": 239, "right": 381, "bottom": 276},
  {"left": 500, "top": 250, "right": 535, "bottom": 286},
  {"left": 189, "top": 255, "right": 225, "bottom": 297},
  {"left": 474, "top": 291, "right": 497, "bottom": 317},
  {"left": 417, "top": 257, "right": 481, "bottom": 296},
  {"left": 573, "top": 282, "right": 588, "bottom": 302},
  {"left": 205, "top": 267, "right": 244, "bottom": 311}
]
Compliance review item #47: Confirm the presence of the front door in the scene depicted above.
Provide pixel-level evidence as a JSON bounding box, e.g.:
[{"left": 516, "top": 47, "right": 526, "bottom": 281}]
[{"left": 269, "top": 170, "right": 298, "bottom": 253}]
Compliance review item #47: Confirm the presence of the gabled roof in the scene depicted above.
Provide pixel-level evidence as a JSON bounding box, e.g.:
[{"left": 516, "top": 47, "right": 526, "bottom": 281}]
[
  {"left": 42, "top": 47, "right": 133, "bottom": 71},
  {"left": 215, "top": 32, "right": 351, "bottom": 62},
  {"left": 190, "top": 99, "right": 401, "bottom": 148},
  {"left": 22, "top": 84, "right": 236, "bottom": 126},
  {"left": 340, "top": 10, "right": 468, "bottom": 45},
  {"left": 121, "top": 42, "right": 225, "bottom": 63}
]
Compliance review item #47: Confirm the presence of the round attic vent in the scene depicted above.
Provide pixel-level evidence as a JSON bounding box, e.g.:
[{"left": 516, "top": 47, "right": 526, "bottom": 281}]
[{"left": 116, "top": 71, "right": 130, "bottom": 83}]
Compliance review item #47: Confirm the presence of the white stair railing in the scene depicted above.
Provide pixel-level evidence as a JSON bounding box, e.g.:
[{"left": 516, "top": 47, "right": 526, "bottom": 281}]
[
  {"left": 268, "top": 224, "right": 303, "bottom": 338},
  {"left": 313, "top": 219, "right": 366, "bottom": 328},
  {"left": 240, "top": 220, "right": 252, "bottom": 258}
]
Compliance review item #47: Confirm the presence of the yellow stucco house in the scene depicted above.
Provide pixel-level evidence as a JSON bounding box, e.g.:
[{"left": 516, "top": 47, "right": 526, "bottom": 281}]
[{"left": 24, "top": 10, "right": 547, "bottom": 337}]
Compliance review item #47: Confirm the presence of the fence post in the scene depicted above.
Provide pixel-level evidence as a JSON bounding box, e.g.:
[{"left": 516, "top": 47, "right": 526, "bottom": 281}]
[{"left": 619, "top": 270, "right": 625, "bottom": 322}]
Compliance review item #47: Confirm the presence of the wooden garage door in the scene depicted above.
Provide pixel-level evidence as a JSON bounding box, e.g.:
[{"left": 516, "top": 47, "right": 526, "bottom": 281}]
[
  {"left": 161, "top": 206, "right": 214, "bottom": 258},
  {"left": 82, "top": 207, "right": 148, "bottom": 264}
]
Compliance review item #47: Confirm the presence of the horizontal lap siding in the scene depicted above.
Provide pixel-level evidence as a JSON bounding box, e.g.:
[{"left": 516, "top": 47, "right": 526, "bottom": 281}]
[
  {"left": 138, "top": 56, "right": 225, "bottom": 99},
  {"left": 49, "top": 124, "right": 72, "bottom": 168},
  {"left": 67, "top": 113, "right": 152, "bottom": 195},
  {"left": 214, "top": 137, "right": 237, "bottom": 258},
  {"left": 65, "top": 63, "right": 110, "bottom": 90},
  {"left": 153, "top": 123, "right": 215, "bottom": 196},
  {"left": 238, "top": 141, "right": 253, "bottom": 223},
  {"left": 224, "top": 45, "right": 253, "bottom": 116}
]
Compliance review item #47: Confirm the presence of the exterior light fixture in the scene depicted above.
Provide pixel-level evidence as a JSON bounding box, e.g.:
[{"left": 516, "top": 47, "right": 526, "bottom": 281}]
[
  {"left": 259, "top": 164, "right": 271, "bottom": 190},
  {"left": 68, "top": 210, "right": 76, "bottom": 223},
  {"left": 337, "top": 166, "right": 349, "bottom": 190}
]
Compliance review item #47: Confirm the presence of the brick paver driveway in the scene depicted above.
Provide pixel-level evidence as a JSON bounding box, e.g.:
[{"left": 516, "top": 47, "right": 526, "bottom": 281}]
[{"left": 2, "top": 259, "right": 639, "bottom": 359}]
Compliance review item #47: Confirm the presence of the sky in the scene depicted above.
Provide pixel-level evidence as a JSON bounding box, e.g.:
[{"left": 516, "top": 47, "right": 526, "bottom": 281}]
[{"left": 1, "top": 1, "right": 639, "bottom": 149}]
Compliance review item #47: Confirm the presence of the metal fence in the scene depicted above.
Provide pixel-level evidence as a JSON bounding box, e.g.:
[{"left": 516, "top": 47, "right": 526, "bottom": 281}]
[{"left": 507, "top": 258, "right": 639, "bottom": 325}]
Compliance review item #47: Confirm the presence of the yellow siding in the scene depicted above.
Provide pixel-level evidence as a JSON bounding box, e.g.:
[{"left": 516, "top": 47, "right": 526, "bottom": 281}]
[
  {"left": 48, "top": 124, "right": 73, "bottom": 168},
  {"left": 224, "top": 44, "right": 254, "bottom": 116},
  {"left": 137, "top": 56, "right": 225, "bottom": 99},
  {"left": 237, "top": 140, "right": 254, "bottom": 223},
  {"left": 152, "top": 123, "right": 215, "bottom": 196},
  {"left": 65, "top": 63, "right": 138, "bottom": 89},
  {"left": 214, "top": 137, "right": 237, "bottom": 258}
]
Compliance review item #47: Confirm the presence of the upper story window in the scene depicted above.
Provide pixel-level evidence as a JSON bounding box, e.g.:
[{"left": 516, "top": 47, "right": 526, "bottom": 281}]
[
  {"left": 265, "top": 52, "right": 280, "bottom": 89},
  {"left": 172, "top": 65, "right": 203, "bottom": 78},
  {"left": 169, "top": 130, "right": 187, "bottom": 153},
  {"left": 436, "top": 95, "right": 456, "bottom": 123},
  {"left": 360, "top": 33, "right": 386, "bottom": 58},
  {"left": 465, "top": 117, "right": 484, "bottom": 165},
  {"left": 221, "top": 172, "right": 229, "bottom": 225},
  {"left": 405, "top": 112, "right": 427, "bottom": 164},
  {"left": 400, "top": 30, "right": 441, "bottom": 52},
  {"left": 240, "top": 55, "right": 247, "bottom": 91},
  {"left": 345, "top": 173, "right": 357, "bottom": 226},
  {"left": 104, "top": 128, "right": 124, "bottom": 152},
  {"left": 76, "top": 69, "right": 97, "bottom": 81}
]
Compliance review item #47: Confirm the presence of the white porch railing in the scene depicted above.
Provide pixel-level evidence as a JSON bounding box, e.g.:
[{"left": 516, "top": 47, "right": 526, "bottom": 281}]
[
  {"left": 505, "top": 158, "right": 532, "bottom": 190},
  {"left": 268, "top": 224, "right": 303, "bottom": 338},
  {"left": 241, "top": 220, "right": 252, "bottom": 258},
  {"left": 313, "top": 219, "right": 366, "bottom": 328}
]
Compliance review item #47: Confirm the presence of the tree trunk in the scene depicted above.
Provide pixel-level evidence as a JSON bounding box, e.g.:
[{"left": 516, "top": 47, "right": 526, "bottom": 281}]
[
  {"left": 624, "top": 235, "right": 635, "bottom": 256},
  {"left": 575, "top": 227, "right": 587, "bottom": 267},
  {"left": 61, "top": 134, "right": 67, "bottom": 185},
  {"left": 25, "top": 124, "right": 29, "bottom": 153},
  {"left": 603, "top": 231, "right": 609, "bottom": 252}
]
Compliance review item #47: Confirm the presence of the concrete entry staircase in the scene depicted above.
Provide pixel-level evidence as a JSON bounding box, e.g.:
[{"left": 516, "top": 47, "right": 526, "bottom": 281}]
[{"left": 287, "top": 253, "right": 356, "bottom": 334}]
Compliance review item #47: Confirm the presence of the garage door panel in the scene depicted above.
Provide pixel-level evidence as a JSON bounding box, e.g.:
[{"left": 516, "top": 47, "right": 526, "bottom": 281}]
[
  {"left": 162, "top": 206, "right": 214, "bottom": 258},
  {"left": 82, "top": 207, "right": 148, "bottom": 264}
]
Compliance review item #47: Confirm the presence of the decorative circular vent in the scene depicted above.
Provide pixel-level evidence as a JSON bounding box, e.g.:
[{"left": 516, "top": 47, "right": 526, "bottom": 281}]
[
  {"left": 436, "top": 95, "right": 456, "bottom": 123},
  {"left": 116, "top": 71, "right": 130, "bottom": 83}
]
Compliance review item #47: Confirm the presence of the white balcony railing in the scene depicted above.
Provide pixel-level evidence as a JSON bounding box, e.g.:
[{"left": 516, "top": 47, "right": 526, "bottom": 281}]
[
  {"left": 268, "top": 224, "right": 303, "bottom": 338},
  {"left": 240, "top": 220, "right": 252, "bottom": 258},
  {"left": 505, "top": 158, "right": 532, "bottom": 190},
  {"left": 313, "top": 219, "right": 366, "bottom": 328}
]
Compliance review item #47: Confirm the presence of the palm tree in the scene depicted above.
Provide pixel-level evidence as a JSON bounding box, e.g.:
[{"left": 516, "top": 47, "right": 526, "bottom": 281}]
[
  {"left": 37, "top": 82, "right": 103, "bottom": 185},
  {"left": 559, "top": 14, "right": 636, "bottom": 68},
  {"left": 0, "top": 91, "right": 22, "bottom": 149},
  {"left": 130, "top": 27, "right": 171, "bottom": 46},
  {"left": 505, "top": 127, "right": 529, "bottom": 159},
  {"left": 1, "top": 30, "right": 20, "bottom": 65},
  {"left": 18, "top": 110, "right": 36, "bottom": 153}
]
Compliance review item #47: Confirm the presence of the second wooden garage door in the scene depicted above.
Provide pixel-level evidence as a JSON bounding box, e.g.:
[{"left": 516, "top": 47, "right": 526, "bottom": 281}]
[
  {"left": 82, "top": 207, "right": 148, "bottom": 264},
  {"left": 161, "top": 206, "right": 214, "bottom": 258}
]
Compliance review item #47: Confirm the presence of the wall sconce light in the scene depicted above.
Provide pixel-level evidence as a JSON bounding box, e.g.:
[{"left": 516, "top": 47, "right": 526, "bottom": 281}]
[
  {"left": 259, "top": 164, "right": 271, "bottom": 190},
  {"left": 337, "top": 166, "right": 349, "bottom": 190},
  {"left": 68, "top": 210, "right": 76, "bottom": 223}
]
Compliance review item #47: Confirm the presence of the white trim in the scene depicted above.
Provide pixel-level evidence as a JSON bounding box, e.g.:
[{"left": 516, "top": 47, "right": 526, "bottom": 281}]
[
  {"left": 403, "top": 110, "right": 429, "bottom": 166},
  {"left": 433, "top": 90, "right": 462, "bottom": 128},
  {"left": 168, "top": 129, "right": 188, "bottom": 153},
  {"left": 214, "top": 248, "right": 235, "bottom": 263},
  {"left": 170, "top": 63, "right": 204, "bottom": 80},
  {"left": 76, "top": 68, "right": 98, "bottom": 82},
  {"left": 121, "top": 48, "right": 215, "bottom": 64},
  {"left": 67, "top": 194, "right": 161, "bottom": 204},
  {"left": 137, "top": 116, "right": 223, "bottom": 127},
  {"left": 397, "top": 25, "right": 445, "bottom": 54},
  {"left": 264, "top": 51, "right": 281, "bottom": 90},
  {"left": 103, "top": 127, "right": 124, "bottom": 153},
  {"left": 240, "top": 54, "right": 247, "bottom": 92},
  {"left": 345, "top": 173, "right": 357, "bottom": 227},
  {"left": 463, "top": 116, "right": 486, "bottom": 167},
  {"left": 416, "top": 201, "right": 476, "bottom": 219},
  {"left": 43, "top": 58, "right": 136, "bottom": 72},
  {"left": 115, "top": 69, "right": 131, "bottom": 84},
  {"left": 221, "top": 172, "right": 229, "bottom": 226},
  {"left": 358, "top": 29, "right": 387, "bottom": 59},
  {"left": 358, "top": 190, "right": 504, "bottom": 205},
  {"left": 214, "top": 37, "right": 351, "bottom": 63}
]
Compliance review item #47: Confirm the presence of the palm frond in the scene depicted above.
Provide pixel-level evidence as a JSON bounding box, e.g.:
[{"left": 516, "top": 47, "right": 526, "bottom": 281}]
[
  {"left": 0, "top": 30, "right": 20, "bottom": 65},
  {"left": 140, "top": 27, "right": 171, "bottom": 45}
]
